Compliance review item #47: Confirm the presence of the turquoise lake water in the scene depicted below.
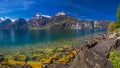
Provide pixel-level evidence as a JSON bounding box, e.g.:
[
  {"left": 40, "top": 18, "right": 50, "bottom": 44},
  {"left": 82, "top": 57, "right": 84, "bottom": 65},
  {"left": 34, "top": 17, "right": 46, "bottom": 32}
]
[{"left": 0, "top": 29, "right": 107, "bottom": 48}]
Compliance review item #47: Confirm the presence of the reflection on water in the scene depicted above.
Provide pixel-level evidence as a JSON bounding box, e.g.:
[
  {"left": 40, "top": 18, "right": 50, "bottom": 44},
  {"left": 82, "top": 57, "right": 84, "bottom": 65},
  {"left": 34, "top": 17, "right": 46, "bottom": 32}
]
[{"left": 0, "top": 29, "right": 107, "bottom": 47}]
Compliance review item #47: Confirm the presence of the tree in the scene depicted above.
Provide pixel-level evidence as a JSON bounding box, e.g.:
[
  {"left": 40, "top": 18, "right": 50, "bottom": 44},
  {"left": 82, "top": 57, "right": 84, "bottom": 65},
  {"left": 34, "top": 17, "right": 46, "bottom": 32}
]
[
  {"left": 114, "top": 4, "right": 120, "bottom": 28},
  {"left": 108, "top": 4, "right": 120, "bottom": 32},
  {"left": 116, "top": 4, "right": 120, "bottom": 23}
]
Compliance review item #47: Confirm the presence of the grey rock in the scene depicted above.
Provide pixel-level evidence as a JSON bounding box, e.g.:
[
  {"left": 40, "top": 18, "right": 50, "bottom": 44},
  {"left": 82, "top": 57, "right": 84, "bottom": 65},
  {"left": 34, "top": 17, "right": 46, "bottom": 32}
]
[
  {"left": 85, "top": 40, "right": 98, "bottom": 48},
  {"left": 91, "top": 39, "right": 116, "bottom": 58}
]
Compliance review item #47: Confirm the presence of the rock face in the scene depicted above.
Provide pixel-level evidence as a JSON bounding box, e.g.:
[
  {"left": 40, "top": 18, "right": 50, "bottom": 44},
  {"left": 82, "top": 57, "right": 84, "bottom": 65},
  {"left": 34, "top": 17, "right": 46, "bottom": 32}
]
[
  {"left": 48, "top": 14, "right": 79, "bottom": 30},
  {"left": 70, "top": 20, "right": 109, "bottom": 30},
  {"left": 46, "top": 13, "right": 109, "bottom": 30},
  {"left": 94, "top": 20, "right": 109, "bottom": 29}
]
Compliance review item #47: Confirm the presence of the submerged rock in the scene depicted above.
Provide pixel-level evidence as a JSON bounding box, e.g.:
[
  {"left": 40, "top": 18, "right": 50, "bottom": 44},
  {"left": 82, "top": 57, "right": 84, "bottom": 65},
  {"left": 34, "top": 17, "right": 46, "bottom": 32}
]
[{"left": 0, "top": 55, "right": 4, "bottom": 62}]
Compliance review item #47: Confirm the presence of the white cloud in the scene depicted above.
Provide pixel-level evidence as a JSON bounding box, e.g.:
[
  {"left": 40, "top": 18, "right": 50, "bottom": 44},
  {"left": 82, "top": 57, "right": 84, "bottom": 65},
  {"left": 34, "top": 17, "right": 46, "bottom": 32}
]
[{"left": 0, "top": 0, "right": 35, "bottom": 14}]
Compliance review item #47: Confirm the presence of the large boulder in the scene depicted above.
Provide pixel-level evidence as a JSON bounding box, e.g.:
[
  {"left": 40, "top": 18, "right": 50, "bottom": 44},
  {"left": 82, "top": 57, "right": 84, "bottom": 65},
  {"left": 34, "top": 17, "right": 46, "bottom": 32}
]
[{"left": 91, "top": 39, "right": 116, "bottom": 58}]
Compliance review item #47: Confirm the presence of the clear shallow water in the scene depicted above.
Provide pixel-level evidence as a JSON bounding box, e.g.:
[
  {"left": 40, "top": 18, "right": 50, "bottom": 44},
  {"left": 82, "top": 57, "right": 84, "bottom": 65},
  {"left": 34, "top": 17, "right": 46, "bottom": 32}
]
[{"left": 0, "top": 29, "right": 107, "bottom": 47}]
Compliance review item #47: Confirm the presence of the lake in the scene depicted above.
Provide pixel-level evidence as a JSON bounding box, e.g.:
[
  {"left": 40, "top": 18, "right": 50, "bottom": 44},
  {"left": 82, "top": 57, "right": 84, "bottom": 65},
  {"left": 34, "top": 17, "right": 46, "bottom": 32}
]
[{"left": 0, "top": 29, "right": 107, "bottom": 48}]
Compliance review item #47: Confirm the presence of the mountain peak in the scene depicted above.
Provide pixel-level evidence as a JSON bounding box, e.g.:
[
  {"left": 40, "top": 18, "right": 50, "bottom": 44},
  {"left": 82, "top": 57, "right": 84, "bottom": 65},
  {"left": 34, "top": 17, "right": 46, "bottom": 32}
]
[
  {"left": 34, "top": 13, "right": 51, "bottom": 19},
  {"left": 35, "top": 13, "right": 41, "bottom": 17},
  {"left": 0, "top": 17, "right": 9, "bottom": 21},
  {"left": 55, "top": 11, "right": 66, "bottom": 16}
]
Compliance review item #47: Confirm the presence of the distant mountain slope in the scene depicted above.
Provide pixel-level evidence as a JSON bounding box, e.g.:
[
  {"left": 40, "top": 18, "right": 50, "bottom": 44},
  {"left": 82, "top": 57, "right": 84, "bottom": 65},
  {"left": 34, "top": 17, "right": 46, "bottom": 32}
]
[
  {"left": 0, "top": 12, "right": 110, "bottom": 30},
  {"left": 0, "top": 18, "right": 12, "bottom": 29},
  {"left": 10, "top": 18, "right": 28, "bottom": 30},
  {"left": 28, "top": 13, "right": 51, "bottom": 29}
]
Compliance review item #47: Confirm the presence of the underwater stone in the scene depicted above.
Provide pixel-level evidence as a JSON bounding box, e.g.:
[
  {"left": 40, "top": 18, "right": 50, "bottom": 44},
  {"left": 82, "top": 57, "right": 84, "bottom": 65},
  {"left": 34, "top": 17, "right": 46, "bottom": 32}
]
[{"left": 0, "top": 55, "right": 4, "bottom": 62}]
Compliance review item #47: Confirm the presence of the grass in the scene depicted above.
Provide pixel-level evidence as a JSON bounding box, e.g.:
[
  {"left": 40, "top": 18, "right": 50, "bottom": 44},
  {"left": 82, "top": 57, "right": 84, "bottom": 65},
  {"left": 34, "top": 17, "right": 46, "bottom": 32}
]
[{"left": 109, "top": 50, "right": 120, "bottom": 68}]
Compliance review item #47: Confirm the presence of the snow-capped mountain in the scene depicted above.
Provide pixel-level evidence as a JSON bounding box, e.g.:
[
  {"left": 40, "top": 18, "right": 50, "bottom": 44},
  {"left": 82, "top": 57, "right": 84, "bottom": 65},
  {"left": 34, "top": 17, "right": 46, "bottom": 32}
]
[
  {"left": 28, "top": 13, "right": 51, "bottom": 28},
  {"left": 0, "top": 12, "right": 110, "bottom": 30}
]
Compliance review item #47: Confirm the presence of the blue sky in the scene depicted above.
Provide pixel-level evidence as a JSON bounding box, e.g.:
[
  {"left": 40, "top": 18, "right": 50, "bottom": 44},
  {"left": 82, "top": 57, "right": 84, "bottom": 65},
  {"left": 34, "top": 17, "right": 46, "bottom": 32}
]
[{"left": 0, "top": 0, "right": 120, "bottom": 21}]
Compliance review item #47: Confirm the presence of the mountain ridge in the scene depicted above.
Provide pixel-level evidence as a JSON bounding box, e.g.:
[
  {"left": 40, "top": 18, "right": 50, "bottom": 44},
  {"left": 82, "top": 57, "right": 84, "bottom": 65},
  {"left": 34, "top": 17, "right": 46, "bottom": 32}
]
[{"left": 0, "top": 12, "right": 110, "bottom": 30}]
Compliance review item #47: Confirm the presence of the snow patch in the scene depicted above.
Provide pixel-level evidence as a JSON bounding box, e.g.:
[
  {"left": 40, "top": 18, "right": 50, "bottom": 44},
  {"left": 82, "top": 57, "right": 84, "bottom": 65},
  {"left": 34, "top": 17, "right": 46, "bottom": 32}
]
[
  {"left": 0, "top": 17, "right": 9, "bottom": 21},
  {"left": 41, "top": 15, "right": 51, "bottom": 18},
  {"left": 55, "top": 11, "right": 66, "bottom": 16}
]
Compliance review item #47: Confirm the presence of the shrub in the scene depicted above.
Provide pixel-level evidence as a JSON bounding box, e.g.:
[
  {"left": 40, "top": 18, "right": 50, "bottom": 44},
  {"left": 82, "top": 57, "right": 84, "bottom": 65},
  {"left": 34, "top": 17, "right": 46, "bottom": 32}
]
[
  {"left": 109, "top": 50, "right": 120, "bottom": 68},
  {"left": 108, "top": 22, "right": 117, "bottom": 32}
]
